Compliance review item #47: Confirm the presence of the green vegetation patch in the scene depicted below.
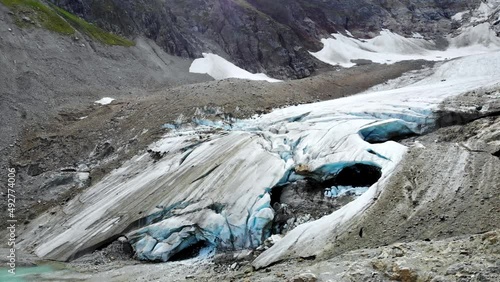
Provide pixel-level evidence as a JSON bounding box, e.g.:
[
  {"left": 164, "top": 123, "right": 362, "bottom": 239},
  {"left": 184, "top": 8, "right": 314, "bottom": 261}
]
[
  {"left": 1, "top": 0, "right": 74, "bottom": 34},
  {"left": 51, "top": 4, "right": 135, "bottom": 46},
  {"left": 1, "top": 0, "right": 134, "bottom": 46}
]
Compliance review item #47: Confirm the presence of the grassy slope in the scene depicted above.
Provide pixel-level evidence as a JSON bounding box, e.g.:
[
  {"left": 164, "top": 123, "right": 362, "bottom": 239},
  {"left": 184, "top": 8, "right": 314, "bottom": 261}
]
[
  {"left": 0, "top": 0, "right": 134, "bottom": 46},
  {"left": 51, "top": 4, "right": 134, "bottom": 46}
]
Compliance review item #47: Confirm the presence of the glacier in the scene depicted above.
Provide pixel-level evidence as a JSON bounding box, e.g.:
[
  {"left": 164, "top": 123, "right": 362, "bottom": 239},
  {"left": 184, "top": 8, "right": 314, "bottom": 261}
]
[
  {"left": 311, "top": 2, "right": 500, "bottom": 68},
  {"left": 17, "top": 51, "right": 500, "bottom": 264}
]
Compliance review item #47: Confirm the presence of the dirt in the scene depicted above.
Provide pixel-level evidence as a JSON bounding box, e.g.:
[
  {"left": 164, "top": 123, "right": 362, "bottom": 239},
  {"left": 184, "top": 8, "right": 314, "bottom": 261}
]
[{"left": 11, "top": 229, "right": 498, "bottom": 281}]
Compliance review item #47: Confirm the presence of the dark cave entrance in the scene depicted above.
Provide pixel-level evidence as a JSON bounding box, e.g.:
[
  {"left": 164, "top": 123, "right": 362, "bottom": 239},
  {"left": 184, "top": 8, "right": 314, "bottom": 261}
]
[
  {"left": 323, "top": 163, "right": 382, "bottom": 187},
  {"left": 169, "top": 240, "right": 211, "bottom": 261},
  {"left": 270, "top": 163, "right": 382, "bottom": 234},
  {"left": 493, "top": 149, "right": 500, "bottom": 158}
]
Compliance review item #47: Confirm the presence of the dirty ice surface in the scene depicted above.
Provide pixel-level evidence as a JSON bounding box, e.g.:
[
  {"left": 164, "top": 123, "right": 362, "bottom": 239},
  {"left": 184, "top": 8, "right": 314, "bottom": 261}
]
[{"left": 18, "top": 51, "right": 500, "bottom": 267}]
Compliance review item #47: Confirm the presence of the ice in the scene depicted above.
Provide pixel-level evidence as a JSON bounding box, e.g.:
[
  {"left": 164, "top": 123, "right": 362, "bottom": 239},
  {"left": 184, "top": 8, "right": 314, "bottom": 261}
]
[
  {"left": 268, "top": 234, "right": 282, "bottom": 244},
  {"left": 358, "top": 119, "right": 415, "bottom": 143},
  {"left": 189, "top": 53, "right": 281, "bottom": 82},
  {"left": 313, "top": 161, "right": 381, "bottom": 181},
  {"left": 192, "top": 118, "right": 233, "bottom": 130},
  {"left": 161, "top": 123, "right": 177, "bottom": 130},
  {"left": 450, "top": 23, "right": 500, "bottom": 48},
  {"left": 94, "top": 97, "right": 115, "bottom": 105},
  {"left": 135, "top": 235, "right": 157, "bottom": 260},
  {"left": 247, "top": 207, "right": 275, "bottom": 247},
  {"left": 18, "top": 51, "right": 500, "bottom": 264},
  {"left": 324, "top": 186, "right": 369, "bottom": 198}
]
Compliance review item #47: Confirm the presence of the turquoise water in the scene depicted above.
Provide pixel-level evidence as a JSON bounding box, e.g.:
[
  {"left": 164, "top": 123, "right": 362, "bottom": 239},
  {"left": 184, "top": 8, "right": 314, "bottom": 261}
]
[{"left": 0, "top": 265, "right": 54, "bottom": 282}]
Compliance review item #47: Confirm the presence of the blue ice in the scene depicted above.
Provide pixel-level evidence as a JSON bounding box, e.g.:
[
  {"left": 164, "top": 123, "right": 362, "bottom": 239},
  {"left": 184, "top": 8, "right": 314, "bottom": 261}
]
[
  {"left": 324, "top": 186, "right": 369, "bottom": 198},
  {"left": 358, "top": 119, "right": 416, "bottom": 142}
]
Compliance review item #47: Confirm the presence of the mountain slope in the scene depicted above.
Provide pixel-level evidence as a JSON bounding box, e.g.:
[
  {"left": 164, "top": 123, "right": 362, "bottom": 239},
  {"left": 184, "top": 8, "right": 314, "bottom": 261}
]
[
  {"left": 49, "top": 0, "right": 481, "bottom": 78},
  {"left": 0, "top": 2, "right": 210, "bottom": 184}
]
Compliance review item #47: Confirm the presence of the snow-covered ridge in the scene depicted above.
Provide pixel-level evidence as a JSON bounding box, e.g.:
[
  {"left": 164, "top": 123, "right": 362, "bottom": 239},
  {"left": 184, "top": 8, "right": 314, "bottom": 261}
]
[
  {"left": 189, "top": 53, "right": 281, "bottom": 82},
  {"left": 17, "top": 52, "right": 500, "bottom": 265},
  {"left": 311, "top": 1, "right": 500, "bottom": 68},
  {"left": 470, "top": 0, "right": 500, "bottom": 23},
  {"left": 311, "top": 25, "right": 500, "bottom": 67}
]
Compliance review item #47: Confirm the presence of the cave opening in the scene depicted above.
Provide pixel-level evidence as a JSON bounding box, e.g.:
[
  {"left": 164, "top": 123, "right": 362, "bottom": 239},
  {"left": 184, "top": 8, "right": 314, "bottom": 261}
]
[
  {"left": 169, "top": 240, "right": 211, "bottom": 261},
  {"left": 270, "top": 163, "right": 382, "bottom": 235},
  {"left": 328, "top": 163, "right": 382, "bottom": 187},
  {"left": 493, "top": 149, "right": 500, "bottom": 158}
]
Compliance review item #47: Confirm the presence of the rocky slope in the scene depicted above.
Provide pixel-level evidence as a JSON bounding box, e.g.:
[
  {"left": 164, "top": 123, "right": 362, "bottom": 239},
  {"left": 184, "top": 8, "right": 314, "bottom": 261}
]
[
  {"left": 0, "top": 2, "right": 210, "bottom": 177},
  {"left": 49, "top": 0, "right": 481, "bottom": 78},
  {"left": 24, "top": 229, "right": 499, "bottom": 281}
]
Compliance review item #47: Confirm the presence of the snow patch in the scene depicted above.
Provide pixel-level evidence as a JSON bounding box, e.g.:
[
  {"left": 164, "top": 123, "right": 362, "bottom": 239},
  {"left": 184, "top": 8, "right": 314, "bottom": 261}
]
[
  {"left": 310, "top": 30, "right": 436, "bottom": 67},
  {"left": 450, "top": 23, "right": 500, "bottom": 48},
  {"left": 471, "top": 0, "right": 500, "bottom": 22},
  {"left": 452, "top": 11, "right": 469, "bottom": 22},
  {"left": 94, "top": 97, "right": 115, "bottom": 105},
  {"left": 189, "top": 53, "right": 281, "bottom": 82},
  {"left": 311, "top": 6, "right": 500, "bottom": 68},
  {"left": 412, "top": 32, "right": 424, "bottom": 39}
]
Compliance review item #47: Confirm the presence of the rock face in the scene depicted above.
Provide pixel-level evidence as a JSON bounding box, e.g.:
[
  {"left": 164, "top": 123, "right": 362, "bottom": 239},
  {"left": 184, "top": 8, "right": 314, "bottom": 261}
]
[{"left": 48, "top": 0, "right": 481, "bottom": 78}]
